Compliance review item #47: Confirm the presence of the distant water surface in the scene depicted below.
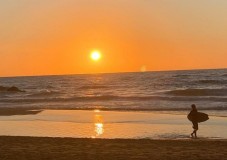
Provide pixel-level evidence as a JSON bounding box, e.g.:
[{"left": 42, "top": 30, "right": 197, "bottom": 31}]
[{"left": 1, "top": 69, "right": 227, "bottom": 116}]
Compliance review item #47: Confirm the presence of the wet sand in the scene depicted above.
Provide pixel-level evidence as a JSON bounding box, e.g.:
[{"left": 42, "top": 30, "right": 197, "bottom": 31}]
[
  {"left": 0, "top": 136, "right": 227, "bottom": 160},
  {"left": 0, "top": 109, "right": 227, "bottom": 139}
]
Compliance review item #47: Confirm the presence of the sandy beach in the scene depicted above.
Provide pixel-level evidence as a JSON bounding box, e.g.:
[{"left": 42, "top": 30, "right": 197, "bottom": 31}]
[{"left": 0, "top": 136, "right": 227, "bottom": 160}]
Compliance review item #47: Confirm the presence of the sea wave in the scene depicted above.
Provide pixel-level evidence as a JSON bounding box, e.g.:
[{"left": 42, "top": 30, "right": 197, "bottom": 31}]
[
  {"left": 2, "top": 95, "right": 227, "bottom": 103},
  {"left": 27, "top": 90, "right": 60, "bottom": 97},
  {"left": 166, "top": 88, "right": 227, "bottom": 96},
  {"left": 0, "top": 103, "right": 226, "bottom": 112},
  {"left": 78, "top": 85, "right": 109, "bottom": 90},
  {"left": 197, "top": 80, "right": 227, "bottom": 84},
  {"left": 173, "top": 74, "right": 190, "bottom": 78}
]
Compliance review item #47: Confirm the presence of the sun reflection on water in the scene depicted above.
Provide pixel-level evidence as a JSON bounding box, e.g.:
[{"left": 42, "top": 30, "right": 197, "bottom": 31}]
[
  {"left": 95, "top": 122, "right": 104, "bottom": 136},
  {"left": 93, "top": 113, "right": 104, "bottom": 137}
]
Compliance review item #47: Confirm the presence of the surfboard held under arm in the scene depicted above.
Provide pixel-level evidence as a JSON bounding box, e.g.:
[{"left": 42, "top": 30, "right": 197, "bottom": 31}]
[{"left": 187, "top": 112, "right": 209, "bottom": 123}]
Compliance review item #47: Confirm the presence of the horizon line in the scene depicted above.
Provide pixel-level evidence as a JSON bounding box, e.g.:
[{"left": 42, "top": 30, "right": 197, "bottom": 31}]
[{"left": 1, "top": 67, "right": 227, "bottom": 78}]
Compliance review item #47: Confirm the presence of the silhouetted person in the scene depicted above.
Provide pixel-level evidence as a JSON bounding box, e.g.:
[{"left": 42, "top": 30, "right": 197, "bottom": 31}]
[{"left": 189, "top": 104, "right": 198, "bottom": 138}]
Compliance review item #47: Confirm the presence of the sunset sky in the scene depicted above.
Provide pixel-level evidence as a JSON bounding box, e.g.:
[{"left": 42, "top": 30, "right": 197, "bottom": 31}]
[{"left": 1, "top": 0, "right": 227, "bottom": 77}]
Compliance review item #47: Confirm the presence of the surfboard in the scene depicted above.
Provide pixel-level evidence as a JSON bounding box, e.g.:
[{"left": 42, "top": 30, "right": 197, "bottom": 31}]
[{"left": 187, "top": 112, "right": 209, "bottom": 123}]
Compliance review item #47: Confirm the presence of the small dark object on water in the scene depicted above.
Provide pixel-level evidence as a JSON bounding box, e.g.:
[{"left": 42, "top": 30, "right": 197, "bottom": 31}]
[
  {"left": 0, "top": 86, "right": 24, "bottom": 92},
  {"left": 7, "top": 86, "right": 22, "bottom": 92}
]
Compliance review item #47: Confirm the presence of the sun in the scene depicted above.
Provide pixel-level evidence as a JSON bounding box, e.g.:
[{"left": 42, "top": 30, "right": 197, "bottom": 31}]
[{"left": 90, "top": 51, "right": 101, "bottom": 61}]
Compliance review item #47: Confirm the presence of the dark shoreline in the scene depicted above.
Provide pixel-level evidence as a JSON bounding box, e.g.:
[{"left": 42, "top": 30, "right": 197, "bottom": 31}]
[
  {"left": 0, "top": 136, "right": 227, "bottom": 160},
  {"left": 0, "top": 107, "right": 225, "bottom": 113},
  {"left": 0, "top": 108, "right": 42, "bottom": 116}
]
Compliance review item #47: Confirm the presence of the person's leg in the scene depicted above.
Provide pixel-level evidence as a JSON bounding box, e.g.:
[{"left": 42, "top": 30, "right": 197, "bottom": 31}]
[
  {"left": 191, "top": 122, "right": 196, "bottom": 138},
  {"left": 191, "top": 122, "right": 198, "bottom": 138},
  {"left": 194, "top": 129, "right": 198, "bottom": 138},
  {"left": 194, "top": 123, "right": 198, "bottom": 138},
  {"left": 191, "top": 129, "right": 196, "bottom": 138},
  {"left": 191, "top": 132, "right": 194, "bottom": 137}
]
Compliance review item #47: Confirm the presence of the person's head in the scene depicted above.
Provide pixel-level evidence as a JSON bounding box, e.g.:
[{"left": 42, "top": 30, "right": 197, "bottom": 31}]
[{"left": 191, "top": 104, "right": 197, "bottom": 110}]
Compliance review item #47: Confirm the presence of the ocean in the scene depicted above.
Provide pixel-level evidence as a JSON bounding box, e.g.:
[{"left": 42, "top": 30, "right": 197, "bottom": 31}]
[{"left": 1, "top": 69, "right": 227, "bottom": 116}]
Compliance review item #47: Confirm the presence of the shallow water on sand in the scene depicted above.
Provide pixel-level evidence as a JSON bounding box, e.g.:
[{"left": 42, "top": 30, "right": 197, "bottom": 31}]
[{"left": 0, "top": 110, "right": 226, "bottom": 139}]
